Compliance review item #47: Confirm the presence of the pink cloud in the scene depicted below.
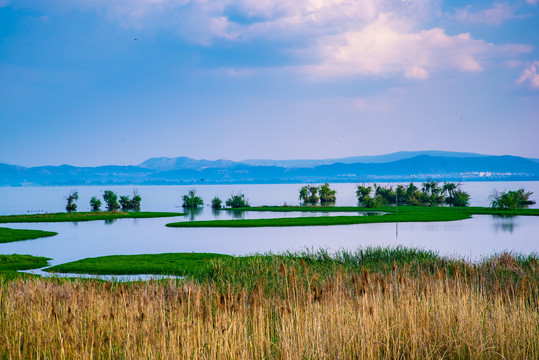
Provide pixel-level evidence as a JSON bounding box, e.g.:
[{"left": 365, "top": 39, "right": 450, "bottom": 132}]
[{"left": 517, "top": 61, "right": 539, "bottom": 89}]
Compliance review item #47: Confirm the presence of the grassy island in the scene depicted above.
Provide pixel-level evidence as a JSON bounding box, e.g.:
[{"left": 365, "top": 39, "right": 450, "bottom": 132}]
[
  {"left": 0, "top": 211, "right": 184, "bottom": 223},
  {"left": 167, "top": 205, "right": 539, "bottom": 228},
  {"left": 45, "top": 253, "right": 231, "bottom": 276},
  {"left": 0, "top": 227, "right": 58, "bottom": 243}
]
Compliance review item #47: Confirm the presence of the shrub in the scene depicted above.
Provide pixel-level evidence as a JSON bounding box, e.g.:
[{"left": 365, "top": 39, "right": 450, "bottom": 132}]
[
  {"left": 299, "top": 185, "right": 319, "bottom": 204},
  {"left": 226, "top": 193, "right": 249, "bottom": 208},
  {"left": 103, "top": 191, "right": 120, "bottom": 211},
  {"left": 319, "top": 183, "right": 337, "bottom": 203},
  {"left": 443, "top": 183, "right": 470, "bottom": 207},
  {"left": 119, "top": 191, "right": 142, "bottom": 210},
  {"left": 182, "top": 190, "right": 203, "bottom": 208},
  {"left": 65, "top": 191, "right": 78, "bottom": 211},
  {"left": 89, "top": 197, "right": 101, "bottom": 211},
  {"left": 211, "top": 197, "right": 222, "bottom": 209},
  {"left": 491, "top": 189, "right": 535, "bottom": 209},
  {"left": 356, "top": 185, "right": 372, "bottom": 203}
]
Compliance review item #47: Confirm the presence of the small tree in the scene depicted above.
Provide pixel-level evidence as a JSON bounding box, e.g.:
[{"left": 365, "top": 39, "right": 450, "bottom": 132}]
[
  {"left": 182, "top": 190, "right": 203, "bottom": 208},
  {"left": 491, "top": 189, "right": 535, "bottom": 209},
  {"left": 299, "top": 185, "right": 319, "bottom": 204},
  {"left": 65, "top": 191, "right": 79, "bottom": 211},
  {"left": 319, "top": 183, "right": 336, "bottom": 203},
  {"left": 452, "top": 189, "right": 470, "bottom": 207},
  {"left": 103, "top": 190, "right": 120, "bottom": 211},
  {"left": 226, "top": 193, "right": 249, "bottom": 208},
  {"left": 118, "top": 191, "right": 141, "bottom": 210},
  {"left": 356, "top": 185, "right": 372, "bottom": 203},
  {"left": 421, "top": 180, "right": 444, "bottom": 206},
  {"left": 211, "top": 196, "right": 222, "bottom": 209},
  {"left": 443, "top": 182, "right": 470, "bottom": 207},
  {"left": 90, "top": 196, "right": 101, "bottom": 211}
]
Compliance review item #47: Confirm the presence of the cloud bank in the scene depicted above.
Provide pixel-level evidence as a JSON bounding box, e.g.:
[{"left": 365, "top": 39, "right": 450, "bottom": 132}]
[{"left": 9, "top": 0, "right": 533, "bottom": 79}]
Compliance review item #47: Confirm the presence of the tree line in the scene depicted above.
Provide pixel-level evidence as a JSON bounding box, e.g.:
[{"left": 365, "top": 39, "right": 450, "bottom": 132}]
[{"left": 64, "top": 183, "right": 534, "bottom": 212}]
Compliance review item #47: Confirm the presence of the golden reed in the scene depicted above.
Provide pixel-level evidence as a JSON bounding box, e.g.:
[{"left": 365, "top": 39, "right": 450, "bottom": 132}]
[{"left": 1, "top": 261, "right": 538, "bottom": 359}]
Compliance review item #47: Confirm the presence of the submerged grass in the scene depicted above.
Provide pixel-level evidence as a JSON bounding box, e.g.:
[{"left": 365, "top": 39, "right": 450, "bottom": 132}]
[
  {"left": 168, "top": 205, "right": 539, "bottom": 227},
  {"left": 0, "top": 211, "right": 184, "bottom": 223},
  {"left": 1, "top": 247, "right": 538, "bottom": 359},
  {"left": 0, "top": 227, "right": 57, "bottom": 243}
]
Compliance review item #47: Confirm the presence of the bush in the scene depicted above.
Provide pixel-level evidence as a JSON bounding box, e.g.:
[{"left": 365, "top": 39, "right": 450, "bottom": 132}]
[
  {"left": 211, "top": 197, "right": 222, "bottom": 209},
  {"left": 319, "top": 183, "right": 336, "bottom": 203},
  {"left": 226, "top": 193, "right": 249, "bottom": 208},
  {"left": 299, "top": 185, "right": 319, "bottom": 204},
  {"left": 65, "top": 191, "right": 78, "bottom": 212},
  {"left": 103, "top": 191, "right": 120, "bottom": 211},
  {"left": 182, "top": 190, "right": 203, "bottom": 208},
  {"left": 90, "top": 197, "right": 101, "bottom": 211},
  {"left": 442, "top": 183, "right": 470, "bottom": 207},
  {"left": 491, "top": 189, "right": 535, "bottom": 209},
  {"left": 119, "top": 191, "right": 142, "bottom": 210}
]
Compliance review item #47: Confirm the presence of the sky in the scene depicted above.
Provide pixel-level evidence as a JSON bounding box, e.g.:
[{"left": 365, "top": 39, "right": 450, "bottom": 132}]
[{"left": 1, "top": 0, "right": 538, "bottom": 167}]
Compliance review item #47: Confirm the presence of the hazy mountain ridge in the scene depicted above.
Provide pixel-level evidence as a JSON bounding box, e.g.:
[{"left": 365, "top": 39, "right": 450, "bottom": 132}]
[{"left": 1, "top": 152, "right": 538, "bottom": 186}]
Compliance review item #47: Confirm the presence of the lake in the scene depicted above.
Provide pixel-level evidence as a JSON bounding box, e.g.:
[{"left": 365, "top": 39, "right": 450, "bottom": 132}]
[{"left": 1, "top": 181, "right": 538, "bottom": 268}]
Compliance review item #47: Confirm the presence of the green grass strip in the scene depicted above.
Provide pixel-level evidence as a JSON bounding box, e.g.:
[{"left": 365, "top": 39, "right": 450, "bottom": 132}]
[
  {"left": 0, "top": 211, "right": 184, "bottom": 223},
  {"left": 0, "top": 254, "right": 51, "bottom": 271},
  {"left": 45, "top": 253, "right": 232, "bottom": 276},
  {"left": 167, "top": 206, "right": 539, "bottom": 228},
  {"left": 0, "top": 227, "right": 58, "bottom": 243}
]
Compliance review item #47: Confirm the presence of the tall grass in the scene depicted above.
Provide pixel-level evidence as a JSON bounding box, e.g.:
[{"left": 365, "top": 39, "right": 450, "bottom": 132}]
[{"left": 1, "top": 249, "right": 538, "bottom": 359}]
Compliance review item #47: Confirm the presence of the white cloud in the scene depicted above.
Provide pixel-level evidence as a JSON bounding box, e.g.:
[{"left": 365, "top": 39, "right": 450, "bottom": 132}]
[
  {"left": 526, "top": 0, "right": 539, "bottom": 5},
  {"left": 516, "top": 61, "right": 539, "bottom": 89},
  {"left": 299, "top": 14, "right": 530, "bottom": 79},
  {"left": 450, "top": 3, "right": 515, "bottom": 25},
  {"left": 10, "top": 0, "right": 532, "bottom": 79}
]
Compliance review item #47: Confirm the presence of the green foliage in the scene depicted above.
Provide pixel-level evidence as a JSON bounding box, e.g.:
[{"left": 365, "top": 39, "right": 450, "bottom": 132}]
[
  {"left": 356, "top": 185, "right": 386, "bottom": 208},
  {"left": 443, "top": 182, "right": 470, "bottom": 207},
  {"left": 65, "top": 191, "right": 79, "bottom": 211},
  {"left": 46, "top": 253, "right": 230, "bottom": 276},
  {"left": 491, "top": 189, "right": 535, "bottom": 209},
  {"left": 226, "top": 193, "right": 250, "bottom": 208},
  {"left": 355, "top": 185, "right": 372, "bottom": 203},
  {"left": 299, "top": 185, "right": 319, "bottom": 204},
  {"left": 211, "top": 196, "right": 222, "bottom": 209},
  {"left": 103, "top": 191, "right": 120, "bottom": 210},
  {"left": 0, "top": 254, "right": 51, "bottom": 271},
  {"left": 90, "top": 196, "right": 102, "bottom": 211},
  {"left": 0, "top": 227, "right": 57, "bottom": 243},
  {"left": 182, "top": 190, "right": 203, "bottom": 208},
  {"left": 319, "top": 183, "right": 337, "bottom": 203},
  {"left": 119, "top": 191, "right": 142, "bottom": 210}
]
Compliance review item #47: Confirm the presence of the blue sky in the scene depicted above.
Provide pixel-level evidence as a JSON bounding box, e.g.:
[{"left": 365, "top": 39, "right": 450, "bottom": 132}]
[{"left": 1, "top": 0, "right": 538, "bottom": 167}]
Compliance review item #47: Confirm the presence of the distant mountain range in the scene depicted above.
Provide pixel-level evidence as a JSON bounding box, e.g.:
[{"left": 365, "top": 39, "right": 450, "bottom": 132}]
[{"left": 1, "top": 151, "right": 539, "bottom": 186}]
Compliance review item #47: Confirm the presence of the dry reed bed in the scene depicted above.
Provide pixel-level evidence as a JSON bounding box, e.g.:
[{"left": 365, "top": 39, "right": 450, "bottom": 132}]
[{"left": 1, "top": 257, "right": 538, "bottom": 359}]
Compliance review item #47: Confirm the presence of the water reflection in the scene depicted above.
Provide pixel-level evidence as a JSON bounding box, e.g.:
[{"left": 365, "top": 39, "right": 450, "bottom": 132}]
[
  {"left": 185, "top": 208, "right": 203, "bottom": 221},
  {"left": 211, "top": 208, "right": 222, "bottom": 218},
  {"left": 230, "top": 210, "right": 246, "bottom": 220},
  {"left": 104, "top": 219, "right": 117, "bottom": 225},
  {"left": 492, "top": 215, "right": 518, "bottom": 234}
]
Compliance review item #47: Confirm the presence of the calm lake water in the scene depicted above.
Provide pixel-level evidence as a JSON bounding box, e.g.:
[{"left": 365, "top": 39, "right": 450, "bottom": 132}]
[{"left": 1, "top": 181, "right": 538, "bottom": 268}]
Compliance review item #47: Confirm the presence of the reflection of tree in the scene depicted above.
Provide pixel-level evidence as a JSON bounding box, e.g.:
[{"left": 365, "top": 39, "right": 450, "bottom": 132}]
[
  {"left": 230, "top": 210, "right": 245, "bottom": 220},
  {"left": 211, "top": 208, "right": 221, "bottom": 218},
  {"left": 104, "top": 219, "right": 117, "bottom": 225},
  {"left": 492, "top": 215, "right": 517, "bottom": 234},
  {"left": 186, "top": 208, "right": 203, "bottom": 221}
]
